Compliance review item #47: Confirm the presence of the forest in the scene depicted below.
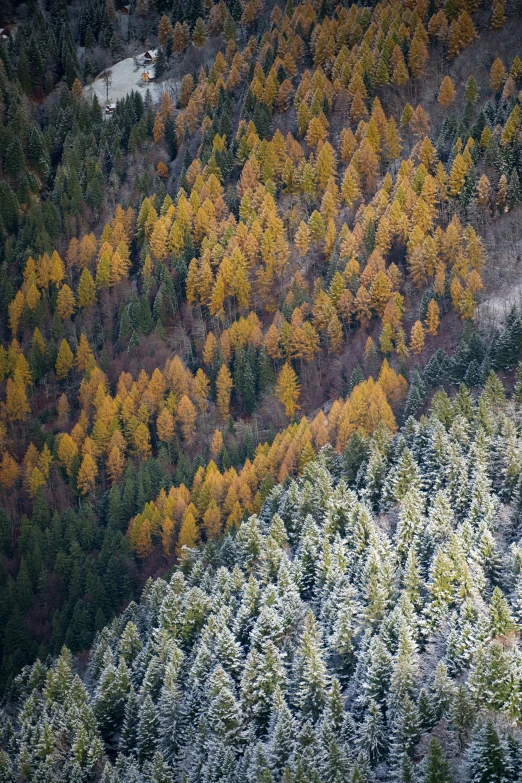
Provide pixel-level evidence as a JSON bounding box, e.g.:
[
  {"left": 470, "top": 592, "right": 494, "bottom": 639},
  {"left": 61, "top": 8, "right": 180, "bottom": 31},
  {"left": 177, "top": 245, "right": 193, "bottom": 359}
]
[{"left": 1, "top": 0, "right": 522, "bottom": 778}]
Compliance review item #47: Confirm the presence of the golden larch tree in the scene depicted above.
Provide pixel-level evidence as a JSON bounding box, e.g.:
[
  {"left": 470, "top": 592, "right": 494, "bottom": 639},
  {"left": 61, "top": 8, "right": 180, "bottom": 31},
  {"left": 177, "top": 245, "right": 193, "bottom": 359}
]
[
  {"left": 275, "top": 362, "right": 301, "bottom": 419},
  {"left": 107, "top": 445, "right": 125, "bottom": 484},
  {"left": 75, "top": 333, "right": 93, "bottom": 372},
  {"left": 157, "top": 407, "right": 175, "bottom": 443},
  {"left": 438, "top": 76, "right": 456, "bottom": 108},
  {"left": 295, "top": 221, "right": 311, "bottom": 257},
  {"left": 178, "top": 395, "right": 197, "bottom": 443},
  {"left": 158, "top": 14, "right": 173, "bottom": 45},
  {"left": 77, "top": 453, "right": 98, "bottom": 494},
  {"left": 210, "top": 429, "right": 224, "bottom": 460},
  {"left": 449, "top": 154, "right": 468, "bottom": 196},
  {"left": 336, "top": 378, "right": 397, "bottom": 451},
  {"left": 176, "top": 506, "right": 200, "bottom": 557},
  {"left": 133, "top": 422, "right": 152, "bottom": 460},
  {"left": 57, "top": 434, "right": 78, "bottom": 476},
  {"left": 0, "top": 452, "right": 21, "bottom": 488},
  {"left": 490, "top": 1, "right": 505, "bottom": 30},
  {"left": 425, "top": 299, "right": 441, "bottom": 336},
  {"left": 216, "top": 364, "right": 233, "bottom": 417},
  {"left": 490, "top": 57, "right": 507, "bottom": 92},
  {"left": 6, "top": 377, "right": 30, "bottom": 422},
  {"left": 135, "top": 519, "right": 152, "bottom": 560},
  {"left": 56, "top": 339, "right": 74, "bottom": 380},
  {"left": 56, "top": 285, "right": 76, "bottom": 320},
  {"left": 78, "top": 268, "right": 96, "bottom": 308},
  {"left": 153, "top": 111, "right": 165, "bottom": 144},
  {"left": 410, "top": 320, "right": 425, "bottom": 354},
  {"left": 49, "top": 251, "right": 65, "bottom": 287}
]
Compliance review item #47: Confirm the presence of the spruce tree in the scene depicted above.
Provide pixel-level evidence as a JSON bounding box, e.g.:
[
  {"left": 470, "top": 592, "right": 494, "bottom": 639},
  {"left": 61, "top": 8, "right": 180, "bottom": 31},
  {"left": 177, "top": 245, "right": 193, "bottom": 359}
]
[
  {"left": 137, "top": 695, "right": 159, "bottom": 764},
  {"left": 423, "top": 738, "right": 453, "bottom": 783}
]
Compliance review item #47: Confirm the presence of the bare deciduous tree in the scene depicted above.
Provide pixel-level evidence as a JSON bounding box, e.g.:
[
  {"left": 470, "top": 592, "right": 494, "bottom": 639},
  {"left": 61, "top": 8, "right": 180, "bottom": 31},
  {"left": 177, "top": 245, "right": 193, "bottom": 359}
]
[{"left": 102, "top": 70, "right": 112, "bottom": 103}]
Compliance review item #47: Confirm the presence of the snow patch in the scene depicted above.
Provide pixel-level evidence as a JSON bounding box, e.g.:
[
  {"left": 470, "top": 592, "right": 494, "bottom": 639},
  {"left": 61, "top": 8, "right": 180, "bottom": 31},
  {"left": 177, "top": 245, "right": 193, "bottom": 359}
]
[{"left": 89, "top": 53, "right": 180, "bottom": 109}]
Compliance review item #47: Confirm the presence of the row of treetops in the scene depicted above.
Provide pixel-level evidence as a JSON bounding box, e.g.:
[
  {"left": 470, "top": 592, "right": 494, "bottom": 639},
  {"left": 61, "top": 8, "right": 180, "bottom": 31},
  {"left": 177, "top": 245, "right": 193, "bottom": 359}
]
[
  {"left": 0, "top": 295, "right": 406, "bottom": 493},
  {"left": 2, "top": 71, "right": 519, "bottom": 511},
  {"left": 155, "top": 0, "right": 512, "bottom": 67},
  {"left": 163, "top": 0, "right": 515, "bottom": 144},
  {"left": 5, "top": 95, "right": 499, "bottom": 384},
  {"left": 127, "top": 362, "right": 404, "bottom": 561},
  {"left": 1, "top": 0, "right": 521, "bottom": 551}
]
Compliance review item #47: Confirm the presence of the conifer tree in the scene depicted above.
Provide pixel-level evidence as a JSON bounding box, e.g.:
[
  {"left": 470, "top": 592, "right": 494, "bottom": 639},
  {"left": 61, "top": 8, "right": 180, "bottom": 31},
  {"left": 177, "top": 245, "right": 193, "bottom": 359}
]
[
  {"left": 423, "top": 738, "right": 453, "bottom": 783},
  {"left": 275, "top": 363, "right": 301, "bottom": 418},
  {"left": 438, "top": 76, "right": 456, "bottom": 108},
  {"left": 56, "top": 339, "right": 74, "bottom": 379},
  {"left": 137, "top": 695, "right": 159, "bottom": 764}
]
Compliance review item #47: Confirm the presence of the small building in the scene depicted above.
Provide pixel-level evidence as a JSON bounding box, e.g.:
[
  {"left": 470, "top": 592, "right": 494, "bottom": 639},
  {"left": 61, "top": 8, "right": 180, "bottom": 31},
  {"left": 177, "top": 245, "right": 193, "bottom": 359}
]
[
  {"left": 105, "top": 103, "right": 116, "bottom": 115},
  {"left": 143, "top": 49, "right": 158, "bottom": 63},
  {"left": 0, "top": 27, "right": 10, "bottom": 40},
  {"left": 118, "top": 4, "right": 130, "bottom": 13},
  {"left": 141, "top": 71, "right": 155, "bottom": 83}
]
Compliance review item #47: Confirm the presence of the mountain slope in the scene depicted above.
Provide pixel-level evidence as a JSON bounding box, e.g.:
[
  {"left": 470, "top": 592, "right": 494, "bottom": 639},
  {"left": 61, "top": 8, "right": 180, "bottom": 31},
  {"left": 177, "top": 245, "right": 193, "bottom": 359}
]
[
  {"left": 2, "top": 375, "right": 522, "bottom": 782},
  {"left": 2, "top": 0, "right": 522, "bottom": 734}
]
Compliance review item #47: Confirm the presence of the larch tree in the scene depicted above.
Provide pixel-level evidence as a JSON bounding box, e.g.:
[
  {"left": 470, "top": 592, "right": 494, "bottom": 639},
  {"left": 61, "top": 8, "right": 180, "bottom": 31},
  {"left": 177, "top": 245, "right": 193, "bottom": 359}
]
[
  {"left": 476, "top": 174, "right": 491, "bottom": 208},
  {"left": 192, "top": 18, "right": 208, "bottom": 48},
  {"left": 449, "top": 154, "right": 468, "bottom": 196},
  {"left": 490, "top": 1, "right": 506, "bottom": 29},
  {"left": 497, "top": 174, "right": 508, "bottom": 212},
  {"left": 58, "top": 434, "right": 78, "bottom": 476},
  {"left": 77, "top": 453, "right": 98, "bottom": 494},
  {"left": 216, "top": 364, "right": 234, "bottom": 417},
  {"left": 438, "top": 76, "right": 456, "bottom": 108},
  {"left": 157, "top": 408, "right": 175, "bottom": 444},
  {"left": 408, "top": 36, "right": 429, "bottom": 78},
  {"left": 78, "top": 268, "right": 96, "bottom": 308},
  {"left": 178, "top": 395, "right": 197, "bottom": 443},
  {"left": 295, "top": 221, "right": 311, "bottom": 257},
  {"left": 275, "top": 362, "right": 301, "bottom": 419},
  {"left": 410, "top": 321, "right": 425, "bottom": 354},
  {"left": 490, "top": 57, "right": 507, "bottom": 92},
  {"left": 336, "top": 378, "right": 396, "bottom": 451},
  {"left": 6, "top": 377, "right": 30, "bottom": 422},
  {"left": 153, "top": 112, "right": 165, "bottom": 144},
  {"left": 425, "top": 299, "right": 441, "bottom": 336},
  {"left": 176, "top": 507, "right": 200, "bottom": 556},
  {"left": 158, "top": 14, "right": 173, "bottom": 46},
  {"left": 75, "top": 334, "right": 92, "bottom": 372},
  {"left": 0, "top": 452, "right": 20, "bottom": 487},
  {"left": 56, "top": 285, "right": 76, "bottom": 320},
  {"left": 56, "top": 339, "right": 74, "bottom": 380}
]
